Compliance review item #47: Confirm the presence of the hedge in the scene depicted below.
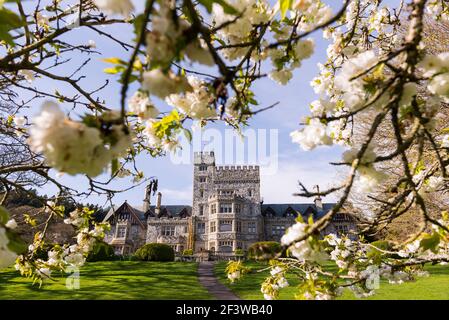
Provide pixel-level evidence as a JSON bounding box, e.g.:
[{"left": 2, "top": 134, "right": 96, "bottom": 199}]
[{"left": 135, "top": 243, "right": 175, "bottom": 261}]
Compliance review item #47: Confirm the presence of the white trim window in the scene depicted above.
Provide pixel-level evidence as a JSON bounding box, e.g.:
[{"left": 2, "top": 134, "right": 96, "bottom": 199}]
[
  {"left": 116, "top": 225, "right": 127, "bottom": 239},
  {"left": 161, "top": 225, "right": 175, "bottom": 236}
]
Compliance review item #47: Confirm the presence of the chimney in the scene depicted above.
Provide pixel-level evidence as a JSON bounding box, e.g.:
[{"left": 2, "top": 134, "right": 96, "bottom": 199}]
[
  {"left": 314, "top": 185, "right": 323, "bottom": 211},
  {"left": 155, "top": 192, "right": 162, "bottom": 215},
  {"left": 143, "top": 184, "right": 151, "bottom": 212}
]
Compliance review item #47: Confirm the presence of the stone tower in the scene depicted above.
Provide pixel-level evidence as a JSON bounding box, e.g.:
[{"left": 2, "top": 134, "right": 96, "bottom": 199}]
[{"left": 192, "top": 151, "right": 262, "bottom": 253}]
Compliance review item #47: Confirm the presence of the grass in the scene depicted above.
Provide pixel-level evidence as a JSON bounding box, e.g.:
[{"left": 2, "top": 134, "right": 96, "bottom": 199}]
[
  {"left": 0, "top": 261, "right": 212, "bottom": 300},
  {"left": 214, "top": 261, "right": 449, "bottom": 300}
]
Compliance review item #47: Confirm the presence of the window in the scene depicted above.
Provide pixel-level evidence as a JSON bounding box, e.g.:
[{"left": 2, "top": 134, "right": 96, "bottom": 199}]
[
  {"left": 248, "top": 222, "right": 256, "bottom": 233},
  {"left": 161, "top": 225, "right": 175, "bottom": 236},
  {"left": 236, "top": 221, "right": 242, "bottom": 232},
  {"left": 334, "top": 214, "right": 351, "bottom": 222},
  {"left": 117, "top": 226, "right": 126, "bottom": 238},
  {"left": 197, "top": 222, "right": 205, "bottom": 234},
  {"left": 200, "top": 189, "right": 204, "bottom": 198},
  {"left": 335, "top": 225, "right": 349, "bottom": 235},
  {"left": 210, "top": 221, "right": 216, "bottom": 233},
  {"left": 210, "top": 204, "right": 217, "bottom": 214},
  {"left": 199, "top": 204, "right": 204, "bottom": 216},
  {"left": 219, "top": 241, "right": 233, "bottom": 252},
  {"left": 219, "top": 190, "right": 233, "bottom": 195},
  {"left": 219, "top": 203, "right": 232, "bottom": 213},
  {"left": 234, "top": 203, "right": 241, "bottom": 213},
  {"left": 248, "top": 189, "right": 253, "bottom": 197},
  {"left": 199, "top": 165, "right": 207, "bottom": 171},
  {"left": 199, "top": 177, "right": 207, "bottom": 183},
  {"left": 183, "top": 226, "right": 188, "bottom": 233},
  {"left": 271, "top": 225, "right": 286, "bottom": 236},
  {"left": 219, "top": 220, "right": 232, "bottom": 232}
]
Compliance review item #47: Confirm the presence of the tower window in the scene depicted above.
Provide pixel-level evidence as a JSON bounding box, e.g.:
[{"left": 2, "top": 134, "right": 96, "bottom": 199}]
[
  {"left": 199, "top": 205, "right": 204, "bottom": 216},
  {"left": 199, "top": 165, "right": 207, "bottom": 171},
  {"left": 219, "top": 203, "right": 232, "bottom": 213},
  {"left": 248, "top": 222, "right": 256, "bottom": 233},
  {"left": 199, "top": 177, "right": 207, "bottom": 183}
]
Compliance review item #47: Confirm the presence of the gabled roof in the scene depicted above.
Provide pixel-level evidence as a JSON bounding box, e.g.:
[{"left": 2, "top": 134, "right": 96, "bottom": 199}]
[
  {"left": 103, "top": 201, "right": 146, "bottom": 228},
  {"left": 145, "top": 205, "right": 192, "bottom": 219},
  {"left": 261, "top": 203, "right": 335, "bottom": 219}
]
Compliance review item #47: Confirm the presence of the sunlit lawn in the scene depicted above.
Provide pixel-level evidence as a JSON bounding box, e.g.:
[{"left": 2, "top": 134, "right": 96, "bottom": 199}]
[
  {"left": 214, "top": 261, "right": 449, "bottom": 300},
  {"left": 0, "top": 261, "right": 212, "bottom": 300}
]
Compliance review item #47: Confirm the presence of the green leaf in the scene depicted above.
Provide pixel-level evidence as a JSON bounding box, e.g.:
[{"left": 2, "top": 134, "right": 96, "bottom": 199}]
[
  {"left": 279, "top": 0, "right": 293, "bottom": 19},
  {"left": 111, "top": 158, "right": 119, "bottom": 177},
  {"left": 0, "top": 206, "right": 9, "bottom": 224},
  {"left": 6, "top": 229, "right": 27, "bottom": 254},
  {"left": 420, "top": 232, "right": 440, "bottom": 254}
]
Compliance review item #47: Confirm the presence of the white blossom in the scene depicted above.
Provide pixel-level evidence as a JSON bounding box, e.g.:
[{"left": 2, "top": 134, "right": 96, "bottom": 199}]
[
  {"left": 5, "top": 219, "right": 17, "bottom": 229},
  {"left": 290, "top": 118, "right": 332, "bottom": 151},
  {"left": 142, "top": 70, "right": 191, "bottom": 99},
  {"left": 128, "top": 91, "right": 159, "bottom": 120},
  {"left": 93, "top": 0, "right": 134, "bottom": 16}
]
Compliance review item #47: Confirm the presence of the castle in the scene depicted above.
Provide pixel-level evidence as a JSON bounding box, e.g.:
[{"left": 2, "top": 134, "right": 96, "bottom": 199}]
[{"left": 103, "top": 152, "right": 357, "bottom": 256}]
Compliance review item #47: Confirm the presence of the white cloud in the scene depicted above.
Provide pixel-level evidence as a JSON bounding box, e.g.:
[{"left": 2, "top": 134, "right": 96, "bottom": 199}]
[
  {"left": 260, "top": 160, "right": 341, "bottom": 204},
  {"left": 158, "top": 186, "right": 193, "bottom": 204}
]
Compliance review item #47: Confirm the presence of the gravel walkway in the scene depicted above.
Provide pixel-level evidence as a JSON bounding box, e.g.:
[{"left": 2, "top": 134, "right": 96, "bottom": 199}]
[{"left": 197, "top": 261, "right": 241, "bottom": 300}]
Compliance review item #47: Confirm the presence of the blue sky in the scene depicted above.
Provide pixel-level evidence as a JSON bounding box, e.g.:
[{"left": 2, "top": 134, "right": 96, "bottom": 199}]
[{"left": 15, "top": 0, "right": 346, "bottom": 208}]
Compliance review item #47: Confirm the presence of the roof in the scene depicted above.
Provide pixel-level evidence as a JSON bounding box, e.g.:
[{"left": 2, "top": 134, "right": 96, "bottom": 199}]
[
  {"left": 102, "top": 201, "right": 146, "bottom": 227},
  {"left": 261, "top": 203, "right": 335, "bottom": 219},
  {"left": 146, "top": 205, "right": 192, "bottom": 218}
]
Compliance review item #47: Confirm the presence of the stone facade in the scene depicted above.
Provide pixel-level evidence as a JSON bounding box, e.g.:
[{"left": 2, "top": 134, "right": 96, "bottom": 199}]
[{"left": 103, "top": 151, "right": 357, "bottom": 255}]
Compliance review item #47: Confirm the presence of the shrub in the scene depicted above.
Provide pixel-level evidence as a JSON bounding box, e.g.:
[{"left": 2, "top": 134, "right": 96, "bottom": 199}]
[
  {"left": 135, "top": 243, "right": 175, "bottom": 262},
  {"left": 234, "top": 249, "right": 244, "bottom": 256},
  {"left": 247, "top": 241, "right": 282, "bottom": 261},
  {"left": 87, "top": 241, "right": 115, "bottom": 262},
  {"left": 182, "top": 249, "right": 193, "bottom": 256}
]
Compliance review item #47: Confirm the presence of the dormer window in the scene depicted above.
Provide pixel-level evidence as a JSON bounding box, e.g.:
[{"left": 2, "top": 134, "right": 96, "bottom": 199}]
[{"left": 116, "top": 226, "right": 126, "bottom": 239}]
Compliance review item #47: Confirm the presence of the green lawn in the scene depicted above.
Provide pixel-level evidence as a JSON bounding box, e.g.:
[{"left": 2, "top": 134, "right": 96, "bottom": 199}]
[
  {"left": 214, "top": 261, "right": 449, "bottom": 300},
  {"left": 0, "top": 261, "right": 212, "bottom": 300}
]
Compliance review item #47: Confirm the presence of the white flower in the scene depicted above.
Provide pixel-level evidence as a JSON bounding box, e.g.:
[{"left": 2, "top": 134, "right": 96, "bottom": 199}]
[
  {"left": 88, "top": 40, "right": 96, "bottom": 48},
  {"left": 295, "top": 38, "right": 315, "bottom": 60},
  {"left": 269, "top": 69, "right": 293, "bottom": 85},
  {"left": 428, "top": 73, "right": 449, "bottom": 102},
  {"left": 64, "top": 252, "right": 85, "bottom": 267},
  {"left": 441, "top": 134, "right": 449, "bottom": 148},
  {"left": 270, "top": 266, "right": 283, "bottom": 276},
  {"left": 5, "top": 219, "right": 17, "bottom": 229},
  {"left": 427, "top": 176, "right": 444, "bottom": 192},
  {"left": 128, "top": 91, "right": 159, "bottom": 120},
  {"left": 38, "top": 267, "right": 52, "bottom": 278},
  {"left": 281, "top": 221, "right": 307, "bottom": 246},
  {"left": 19, "top": 70, "right": 34, "bottom": 83},
  {"left": 290, "top": 118, "right": 332, "bottom": 151},
  {"left": 334, "top": 50, "right": 379, "bottom": 110},
  {"left": 263, "top": 293, "right": 274, "bottom": 300},
  {"left": 185, "top": 40, "right": 214, "bottom": 66},
  {"left": 142, "top": 69, "right": 191, "bottom": 99},
  {"left": 277, "top": 277, "right": 289, "bottom": 288},
  {"left": 93, "top": 0, "right": 134, "bottom": 16},
  {"left": 29, "top": 101, "right": 110, "bottom": 177},
  {"left": 419, "top": 52, "right": 449, "bottom": 77},
  {"left": 0, "top": 226, "right": 18, "bottom": 268},
  {"left": 166, "top": 76, "right": 216, "bottom": 119}
]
